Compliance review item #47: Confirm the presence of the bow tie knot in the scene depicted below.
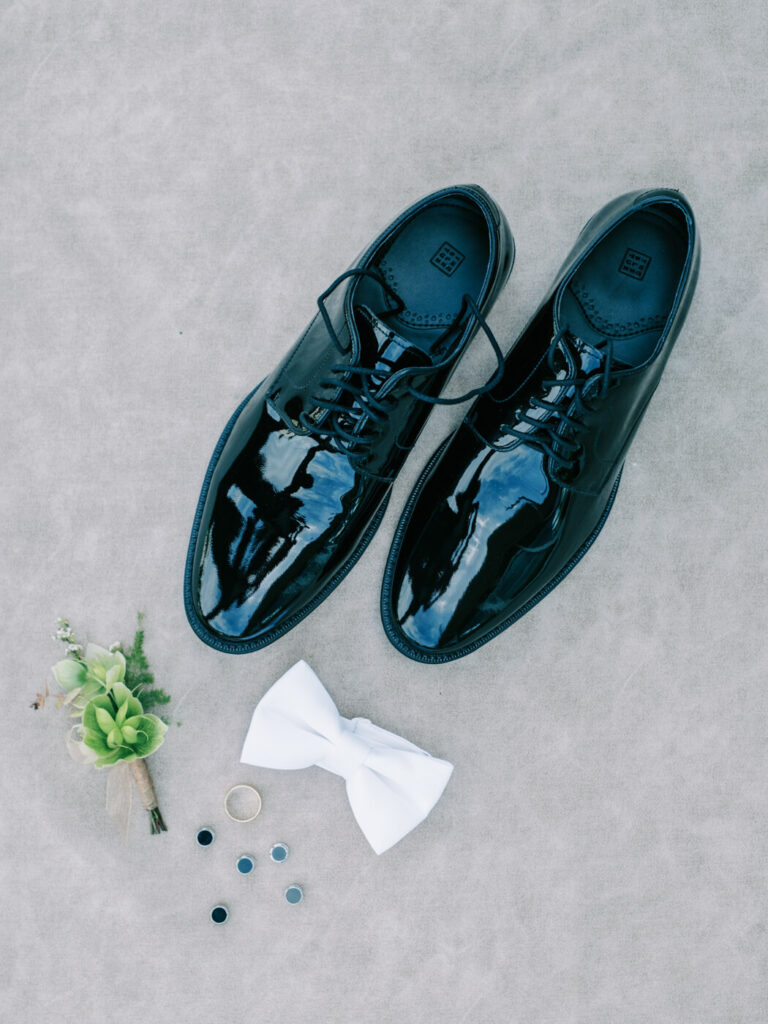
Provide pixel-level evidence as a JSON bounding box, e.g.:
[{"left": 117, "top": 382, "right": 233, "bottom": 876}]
[
  {"left": 240, "top": 661, "right": 453, "bottom": 854},
  {"left": 316, "top": 718, "right": 373, "bottom": 779}
]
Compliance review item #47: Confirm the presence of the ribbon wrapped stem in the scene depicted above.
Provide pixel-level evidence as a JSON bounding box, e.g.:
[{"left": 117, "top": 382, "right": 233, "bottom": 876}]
[{"left": 129, "top": 758, "right": 167, "bottom": 834}]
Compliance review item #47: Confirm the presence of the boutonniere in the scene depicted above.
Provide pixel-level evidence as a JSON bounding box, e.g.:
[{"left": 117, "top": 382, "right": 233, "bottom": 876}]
[{"left": 34, "top": 614, "right": 171, "bottom": 835}]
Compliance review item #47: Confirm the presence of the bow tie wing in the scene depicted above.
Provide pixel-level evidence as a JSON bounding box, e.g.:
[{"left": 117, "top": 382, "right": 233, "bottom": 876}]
[
  {"left": 345, "top": 719, "right": 453, "bottom": 855},
  {"left": 240, "top": 660, "right": 343, "bottom": 769}
]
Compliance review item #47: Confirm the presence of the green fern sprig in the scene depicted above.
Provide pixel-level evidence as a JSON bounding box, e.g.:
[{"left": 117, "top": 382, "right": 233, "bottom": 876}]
[
  {"left": 137, "top": 689, "right": 171, "bottom": 712},
  {"left": 124, "top": 613, "right": 172, "bottom": 712}
]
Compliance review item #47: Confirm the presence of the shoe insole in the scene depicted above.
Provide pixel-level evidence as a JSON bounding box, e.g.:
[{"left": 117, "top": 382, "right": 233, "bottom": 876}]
[
  {"left": 354, "top": 199, "right": 490, "bottom": 358},
  {"left": 560, "top": 206, "right": 688, "bottom": 367}
]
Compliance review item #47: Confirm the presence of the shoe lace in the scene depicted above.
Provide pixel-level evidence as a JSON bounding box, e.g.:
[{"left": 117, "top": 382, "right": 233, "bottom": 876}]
[
  {"left": 502, "top": 326, "right": 615, "bottom": 486},
  {"left": 298, "top": 267, "right": 506, "bottom": 480},
  {"left": 495, "top": 326, "right": 616, "bottom": 553}
]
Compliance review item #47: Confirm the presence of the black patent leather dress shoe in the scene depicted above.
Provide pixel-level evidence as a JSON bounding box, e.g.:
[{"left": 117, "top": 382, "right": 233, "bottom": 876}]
[
  {"left": 185, "top": 185, "right": 514, "bottom": 652},
  {"left": 381, "top": 188, "right": 700, "bottom": 663}
]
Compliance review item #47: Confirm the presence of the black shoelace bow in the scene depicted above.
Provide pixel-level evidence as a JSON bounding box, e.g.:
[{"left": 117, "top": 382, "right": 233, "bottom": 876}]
[{"left": 298, "top": 267, "right": 506, "bottom": 481}]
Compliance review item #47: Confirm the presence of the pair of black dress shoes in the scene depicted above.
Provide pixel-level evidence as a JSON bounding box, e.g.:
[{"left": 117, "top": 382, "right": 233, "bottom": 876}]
[{"left": 184, "top": 185, "right": 699, "bottom": 663}]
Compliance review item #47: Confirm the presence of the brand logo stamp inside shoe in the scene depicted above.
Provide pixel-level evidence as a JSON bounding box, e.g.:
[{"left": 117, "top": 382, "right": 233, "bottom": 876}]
[
  {"left": 618, "top": 247, "right": 652, "bottom": 281},
  {"left": 430, "top": 241, "right": 465, "bottom": 276}
]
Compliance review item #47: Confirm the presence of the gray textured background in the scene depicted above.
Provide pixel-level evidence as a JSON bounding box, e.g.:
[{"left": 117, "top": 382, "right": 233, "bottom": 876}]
[{"left": 2, "top": 1, "right": 767, "bottom": 1021}]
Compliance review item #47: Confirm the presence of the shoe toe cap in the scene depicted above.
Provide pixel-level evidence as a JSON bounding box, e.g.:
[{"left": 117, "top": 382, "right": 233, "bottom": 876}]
[
  {"left": 186, "top": 447, "right": 384, "bottom": 651},
  {"left": 382, "top": 462, "right": 559, "bottom": 661},
  {"left": 185, "top": 472, "right": 331, "bottom": 649},
  {"left": 186, "top": 518, "right": 294, "bottom": 648}
]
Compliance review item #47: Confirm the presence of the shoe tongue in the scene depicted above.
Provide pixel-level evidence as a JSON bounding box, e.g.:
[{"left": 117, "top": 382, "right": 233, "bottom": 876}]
[{"left": 354, "top": 305, "right": 431, "bottom": 377}]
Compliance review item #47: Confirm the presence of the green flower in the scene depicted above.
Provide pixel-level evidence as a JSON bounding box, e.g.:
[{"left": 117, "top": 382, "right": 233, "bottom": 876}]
[
  {"left": 81, "top": 683, "right": 167, "bottom": 768},
  {"left": 82, "top": 643, "right": 126, "bottom": 687},
  {"left": 52, "top": 643, "right": 128, "bottom": 713},
  {"left": 52, "top": 657, "right": 88, "bottom": 691}
]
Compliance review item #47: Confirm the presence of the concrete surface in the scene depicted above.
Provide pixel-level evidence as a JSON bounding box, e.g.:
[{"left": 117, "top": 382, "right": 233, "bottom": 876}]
[{"left": 2, "top": 1, "right": 767, "bottom": 1021}]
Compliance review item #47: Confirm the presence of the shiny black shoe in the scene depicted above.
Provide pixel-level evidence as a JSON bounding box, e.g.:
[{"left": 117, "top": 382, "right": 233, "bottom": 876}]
[
  {"left": 185, "top": 185, "right": 514, "bottom": 652},
  {"left": 381, "top": 188, "right": 699, "bottom": 663}
]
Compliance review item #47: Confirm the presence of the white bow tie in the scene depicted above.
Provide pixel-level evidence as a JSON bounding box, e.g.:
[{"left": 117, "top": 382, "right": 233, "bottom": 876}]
[{"left": 240, "top": 660, "right": 453, "bottom": 854}]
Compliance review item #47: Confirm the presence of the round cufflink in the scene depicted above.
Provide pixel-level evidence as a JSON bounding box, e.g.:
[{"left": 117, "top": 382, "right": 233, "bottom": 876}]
[
  {"left": 270, "top": 842, "right": 289, "bottom": 863},
  {"left": 284, "top": 885, "right": 303, "bottom": 905},
  {"left": 210, "top": 904, "right": 228, "bottom": 924},
  {"left": 224, "top": 783, "right": 262, "bottom": 823},
  {"left": 236, "top": 854, "right": 256, "bottom": 875},
  {"left": 196, "top": 827, "right": 215, "bottom": 847}
]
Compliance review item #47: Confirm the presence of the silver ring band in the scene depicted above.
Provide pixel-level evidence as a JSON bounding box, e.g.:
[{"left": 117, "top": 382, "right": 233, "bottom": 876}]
[{"left": 223, "top": 783, "right": 262, "bottom": 822}]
